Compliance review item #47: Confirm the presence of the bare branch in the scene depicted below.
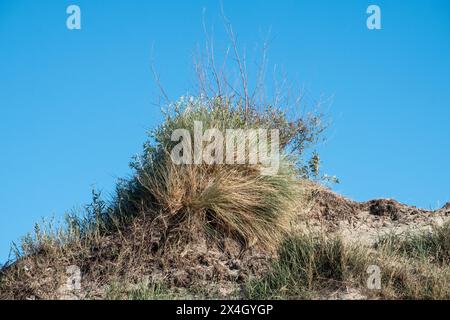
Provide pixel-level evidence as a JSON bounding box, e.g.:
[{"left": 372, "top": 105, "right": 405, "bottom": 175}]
[
  {"left": 150, "top": 44, "right": 170, "bottom": 104},
  {"left": 220, "top": 2, "right": 249, "bottom": 120}
]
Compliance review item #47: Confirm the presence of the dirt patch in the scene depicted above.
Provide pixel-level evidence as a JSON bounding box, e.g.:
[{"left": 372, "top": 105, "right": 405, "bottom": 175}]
[
  {"left": 307, "top": 187, "right": 362, "bottom": 223},
  {"left": 363, "top": 199, "right": 428, "bottom": 221},
  {"left": 314, "top": 287, "right": 367, "bottom": 300},
  {"left": 0, "top": 215, "right": 273, "bottom": 300},
  {"left": 303, "top": 185, "right": 450, "bottom": 246}
]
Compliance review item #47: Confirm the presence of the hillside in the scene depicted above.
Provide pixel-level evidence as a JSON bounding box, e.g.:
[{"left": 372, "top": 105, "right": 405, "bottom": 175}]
[
  {"left": 1, "top": 97, "right": 449, "bottom": 301},
  {"left": 1, "top": 184, "right": 448, "bottom": 300}
]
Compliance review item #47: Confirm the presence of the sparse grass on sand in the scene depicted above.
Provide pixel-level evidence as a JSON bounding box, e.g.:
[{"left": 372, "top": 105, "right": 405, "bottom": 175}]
[
  {"left": 98, "top": 224, "right": 450, "bottom": 300},
  {"left": 245, "top": 223, "right": 450, "bottom": 300},
  {"left": 376, "top": 221, "right": 450, "bottom": 266},
  {"left": 1, "top": 97, "right": 448, "bottom": 300}
]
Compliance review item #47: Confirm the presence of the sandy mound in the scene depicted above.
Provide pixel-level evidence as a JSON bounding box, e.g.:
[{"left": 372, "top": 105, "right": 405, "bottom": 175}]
[
  {"left": 303, "top": 185, "right": 449, "bottom": 245},
  {"left": 0, "top": 215, "right": 273, "bottom": 300},
  {"left": 2, "top": 185, "right": 448, "bottom": 300}
]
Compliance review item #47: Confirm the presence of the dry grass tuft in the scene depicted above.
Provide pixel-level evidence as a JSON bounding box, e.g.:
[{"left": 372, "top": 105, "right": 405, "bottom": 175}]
[{"left": 137, "top": 158, "right": 300, "bottom": 252}]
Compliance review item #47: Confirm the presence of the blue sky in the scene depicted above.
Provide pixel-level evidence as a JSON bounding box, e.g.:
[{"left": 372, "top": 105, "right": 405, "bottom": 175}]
[{"left": 1, "top": 0, "right": 449, "bottom": 263}]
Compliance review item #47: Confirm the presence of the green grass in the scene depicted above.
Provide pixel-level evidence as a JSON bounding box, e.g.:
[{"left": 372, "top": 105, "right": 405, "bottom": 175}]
[
  {"left": 244, "top": 230, "right": 450, "bottom": 300},
  {"left": 244, "top": 233, "right": 366, "bottom": 299},
  {"left": 106, "top": 282, "right": 179, "bottom": 300},
  {"left": 105, "top": 280, "right": 232, "bottom": 300},
  {"left": 376, "top": 221, "right": 450, "bottom": 266}
]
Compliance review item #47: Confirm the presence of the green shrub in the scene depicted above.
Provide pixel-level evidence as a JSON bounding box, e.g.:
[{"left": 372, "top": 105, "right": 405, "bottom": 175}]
[{"left": 126, "top": 96, "right": 312, "bottom": 250}]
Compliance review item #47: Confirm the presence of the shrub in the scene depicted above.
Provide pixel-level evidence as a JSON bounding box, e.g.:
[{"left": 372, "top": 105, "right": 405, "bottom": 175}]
[{"left": 126, "top": 96, "right": 310, "bottom": 251}]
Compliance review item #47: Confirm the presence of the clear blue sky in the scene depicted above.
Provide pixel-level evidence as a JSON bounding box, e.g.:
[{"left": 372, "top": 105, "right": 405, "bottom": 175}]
[{"left": 1, "top": 0, "right": 449, "bottom": 264}]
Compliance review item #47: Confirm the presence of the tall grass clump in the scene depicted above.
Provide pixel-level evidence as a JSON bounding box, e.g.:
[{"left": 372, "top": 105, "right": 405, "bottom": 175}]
[
  {"left": 108, "top": 21, "right": 329, "bottom": 250},
  {"left": 0, "top": 19, "right": 328, "bottom": 299},
  {"left": 72, "top": 14, "right": 331, "bottom": 251},
  {"left": 126, "top": 95, "right": 321, "bottom": 251}
]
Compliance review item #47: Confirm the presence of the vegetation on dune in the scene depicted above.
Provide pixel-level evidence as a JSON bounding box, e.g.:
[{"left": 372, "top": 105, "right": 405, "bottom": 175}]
[
  {"left": 375, "top": 221, "right": 450, "bottom": 266},
  {"left": 245, "top": 228, "right": 450, "bottom": 300},
  {"left": 127, "top": 95, "right": 325, "bottom": 251},
  {"left": 0, "top": 84, "right": 325, "bottom": 300},
  {"left": 1, "top": 22, "right": 448, "bottom": 300},
  {"left": 94, "top": 226, "right": 450, "bottom": 300}
]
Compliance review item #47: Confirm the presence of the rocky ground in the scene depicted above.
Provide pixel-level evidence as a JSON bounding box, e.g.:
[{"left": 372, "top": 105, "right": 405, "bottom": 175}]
[
  {"left": 298, "top": 186, "right": 450, "bottom": 300},
  {"left": 303, "top": 185, "right": 450, "bottom": 246},
  {"left": 1, "top": 185, "right": 449, "bottom": 300}
]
